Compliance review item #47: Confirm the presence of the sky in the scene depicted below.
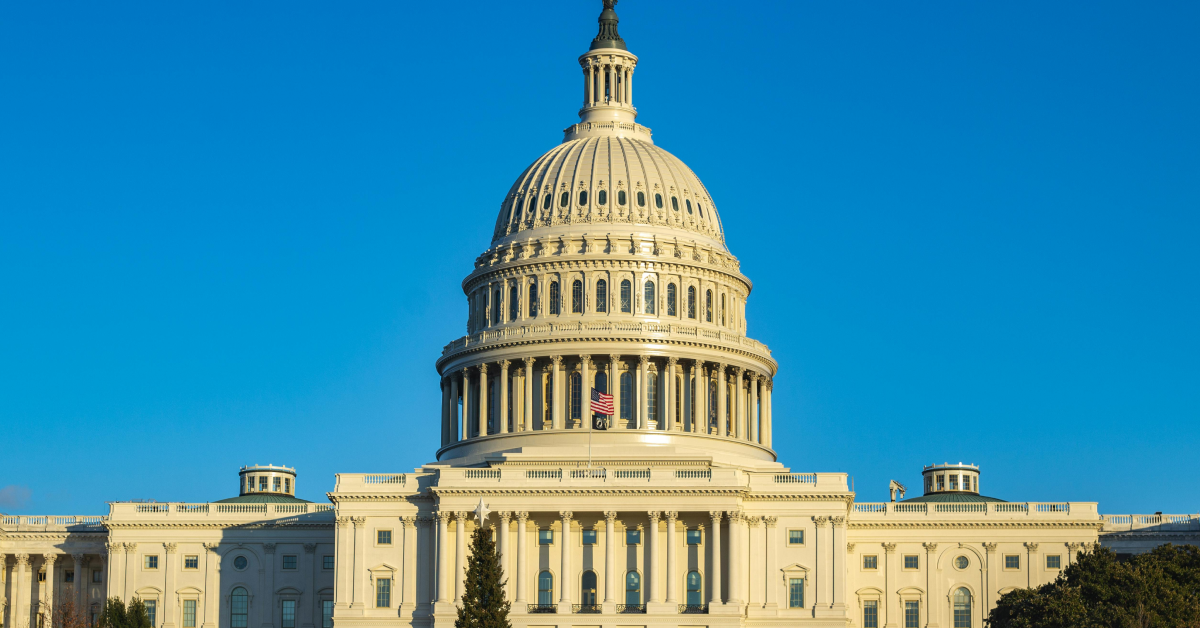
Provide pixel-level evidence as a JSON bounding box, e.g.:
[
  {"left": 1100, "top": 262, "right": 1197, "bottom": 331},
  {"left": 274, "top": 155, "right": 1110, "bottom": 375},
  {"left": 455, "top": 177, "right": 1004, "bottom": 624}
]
[{"left": 1, "top": 1, "right": 1197, "bottom": 515}]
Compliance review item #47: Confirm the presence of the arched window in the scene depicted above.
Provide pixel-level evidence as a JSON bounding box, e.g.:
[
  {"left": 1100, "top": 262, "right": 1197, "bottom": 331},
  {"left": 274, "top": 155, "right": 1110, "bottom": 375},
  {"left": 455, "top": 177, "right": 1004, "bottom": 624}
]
[
  {"left": 705, "top": 290, "right": 713, "bottom": 322},
  {"left": 560, "top": 191, "right": 570, "bottom": 207},
  {"left": 537, "top": 571, "right": 554, "bottom": 606},
  {"left": 620, "top": 280, "right": 632, "bottom": 313},
  {"left": 644, "top": 281, "right": 656, "bottom": 314},
  {"left": 637, "top": 191, "right": 645, "bottom": 207},
  {"left": 529, "top": 281, "right": 539, "bottom": 317},
  {"left": 618, "top": 190, "right": 626, "bottom": 205},
  {"left": 646, "top": 371, "right": 659, "bottom": 426},
  {"left": 597, "top": 190, "right": 607, "bottom": 206},
  {"left": 655, "top": 193, "right": 663, "bottom": 209},
  {"left": 595, "top": 371, "right": 608, "bottom": 395},
  {"left": 543, "top": 194, "right": 552, "bottom": 210},
  {"left": 231, "top": 588, "right": 249, "bottom": 628},
  {"left": 572, "top": 279, "right": 583, "bottom": 314},
  {"left": 708, "top": 379, "right": 718, "bottom": 429},
  {"left": 953, "top": 588, "right": 971, "bottom": 628},
  {"left": 544, "top": 375, "right": 554, "bottom": 425},
  {"left": 675, "top": 376, "right": 682, "bottom": 425},
  {"left": 620, "top": 372, "right": 632, "bottom": 420},
  {"left": 570, "top": 372, "right": 582, "bottom": 422},
  {"left": 687, "top": 286, "right": 696, "bottom": 319},
  {"left": 671, "top": 196, "right": 679, "bottom": 211},
  {"left": 686, "top": 571, "right": 702, "bottom": 606},
  {"left": 509, "top": 285, "right": 519, "bottom": 321},
  {"left": 581, "top": 570, "right": 598, "bottom": 606},
  {"left": 579, "top": 190, "right": 588, "bottom": 206},
  {"left": 549, "top": 282, "right": 560, "bottom": 315},
  {"left": 528, "top": 195, "right": 538, "bottom": 214},
  {"left": 720, "top": 294, "right": 726, "bottom": 326},
  {"left": 667, "top": 284, "right": 677, "bottom": 316},
  {"left": 625, "top": 571, "right": 641, "bottom": 606},
  {"left": 492, "top": 290, "right": 501, "bottom": 325},
  {"left": 596, "top": 279, "right": 608, "bottom": 312},
  {"left": 685, "top": 199, "right": 693, "bottom": 214}
]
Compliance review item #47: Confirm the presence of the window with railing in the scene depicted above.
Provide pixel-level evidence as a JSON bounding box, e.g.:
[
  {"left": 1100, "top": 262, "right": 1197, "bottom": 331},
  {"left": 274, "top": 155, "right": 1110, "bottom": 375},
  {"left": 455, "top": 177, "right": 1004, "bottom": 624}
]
[
  {"left": 538, "top": 571, "right": 554, "bottom": 605},
  {"left": 625, "top": 571, "right": 641, "bottom": 606},
  {"left": 580, "top": 570, "right": 597, "bottom": 606},
  {"left": 686, "top": 571, "right": 702, "bottom": 605}
]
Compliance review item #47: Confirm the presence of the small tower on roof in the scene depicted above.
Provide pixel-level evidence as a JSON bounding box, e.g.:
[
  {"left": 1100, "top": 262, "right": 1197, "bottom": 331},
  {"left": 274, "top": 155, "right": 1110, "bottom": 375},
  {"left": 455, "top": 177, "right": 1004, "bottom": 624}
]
[{"left": 569, "top": 0, "right": 649, "bottom": 142}]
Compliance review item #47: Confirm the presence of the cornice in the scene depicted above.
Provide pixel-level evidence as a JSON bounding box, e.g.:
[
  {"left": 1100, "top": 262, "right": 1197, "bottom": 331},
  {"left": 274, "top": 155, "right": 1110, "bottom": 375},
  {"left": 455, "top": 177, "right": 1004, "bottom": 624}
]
[
  {"left": 0, "top": 533, "right": 108, "bottom": 541},
  {"left": 1100, "top": 532, "right": 1200, "bottom": 540},
  {"left": 466, "top": 255, "right": 750, "bottom": 292},
  {"left": 849, "top": 522, "right": 1105, "bottom": 531},
  {"left": 103, "top": 522, "right": 335, "bottom": 531},
  {"left": 431, "top": 487, "right": 746, "bottom": 497},
  {"left": 744, "top": 494, "right": 855, "bottom": 504},
  {"left": 329, "top": 494, "right": 433, "bottom": 504}
]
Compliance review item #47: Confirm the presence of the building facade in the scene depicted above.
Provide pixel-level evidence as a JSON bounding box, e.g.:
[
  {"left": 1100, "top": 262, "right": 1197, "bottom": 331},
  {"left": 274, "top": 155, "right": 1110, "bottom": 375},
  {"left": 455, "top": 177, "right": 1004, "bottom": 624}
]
[{"left": 2, "top": 3, "right": 1195, "bottom": 628}]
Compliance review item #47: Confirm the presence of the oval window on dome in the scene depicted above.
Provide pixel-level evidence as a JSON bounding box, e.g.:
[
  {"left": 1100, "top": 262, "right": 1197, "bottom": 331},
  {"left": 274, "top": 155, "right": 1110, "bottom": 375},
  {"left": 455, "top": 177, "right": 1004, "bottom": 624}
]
[
  {"left": 618, "top": 190, "right": 626, "bottom": 205},
  {"left": 637, "top": 191, "right": 645, "bottom": 207},
  {"left": 685, "top": 199, "right": 693, "bottom": 214},
  {"left": 655, "top": 193, "right": 663, "bottom": 209},
  {"left": 579, "top": 190, "right": 587, "bottom": 206},
  {"left": 529, "top": 195, "right": 539, "bottom": 213},
  {"left": 671, "top": 196, "right": 679, "bottom": 211},
  {"left": 598, "top": 189, "right": 607, "bottom": 206},
  {"left": 543, "top": 194, "right": 551, "bottom": 210},
  {"left": 697, "top": 202, "right": 705, "bottom": 218},
  {"left": 560, "top": 192, "right": 569, "bottom": 207}
]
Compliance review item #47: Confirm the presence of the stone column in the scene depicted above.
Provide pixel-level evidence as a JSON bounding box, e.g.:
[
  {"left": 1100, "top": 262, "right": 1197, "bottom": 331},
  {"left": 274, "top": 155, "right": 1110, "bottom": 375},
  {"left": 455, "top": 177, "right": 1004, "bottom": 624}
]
[
  {"left": 606, "top": 63, "right": 614, "bottom": 103},
  {"left": 749, "top": 374, "right": 759, "bottom": 443},
  {"left": 334, "top": 518, "right": 350, "bottom": 608},
  {"left": 648, "top": 512, "right": 662, "bottom": 603},
  {"left": 609, "top": 355, "right": 621, "bottom": 428},
  {"left": 726, "top": 512, "right": 743, "bottom": 607},
  {"left": 448, "top": 375, "right": 460, "bottom": 443},
  {"left": 498, "top": 513, "right": 512, "bottom": 600},
  {"left": 883, "top": 543, "right": 897, "bottom": 628},
  {"left": 523, "top": 357, "right": 535, "bottom": 431},
  {"left": 441, "top": 377, "right": 450, "bottom": 446},
  {"left": 763, "top": 517, "right": 778, "bottom": 610},
  {"left": 627, "top": 65, "right": 634, "bottom": 105},
  {"left": 638, "top": 355, "right": 650, "bottom": 429},
  {"left": 603, "top": 512, "right": 617, "bottom": 607},
  {"left": 550, "top": 356, "right": 563, "bottom": 429},
  {"left": 499, "top": 360, "right": 510, "bottom": 434},
  {"left": 455, "top": 513, "right": 469, "bottom": 604},
  {"left": 262, "top": 543, "right": 276, "bottom": 628},
  {"left": 14, "top": 554, "right": 29, "bottom": 628},
  {"left": 351, "top": 518, "right": 366, "bottom": 609},
  {"left": 301, "top": 544, "right": 317, "bottom": 628},
  {"left": 922, "top": 542, "right": 937, "bottom": 625},
  {"left": 688, "top": 361, "right": 698, "bottom": 432},
  {"left": 401, "top": 518, "right": 417, "bottom": 611},
  {"left": 580, "top": 355, "right": 591, "bottom": 428},
  {"left": 813, "top": 517, "right": 829, "bottom": 609},
  {"left": 202, "top": 544, "right": 219, "bottom": 628},
  {"left": 460, "top": 368, "right": 470, "bottom": 438},
  {"left": 733, "top": 367, "right": 745, "bottom": 439},
  {"left": 558, "top": 511, "right": 573, "bottom": 608},
  {"left": 666, "top": 358, "right": 679, "bottom": 430},
  {"left": 708, "top": 512, "right": 723, "bottom": 605},
  {"left": 161, "top": 545, "right": 176, "bottom": 628},
  {"left": 983, "top": 542, "right": 997, "bottom": 614},
  {"left": 665, "top": 512, "right": 679, "bottom": 604},
  {"left": 44, "top": 553, "right": 59, "bottom": 622},
  {"left": 831, "top": 516, "right": 846, "bottom": 610},
  {"left": 436, "top": 513, "right": 451, "bottom": 603},
  {"left": 72, "top": 553, "right": 87, "bottom": 612},
  {"left": 717, "top": 364, "right": 728, "bottom": 436},
  {"left": 122, "top": 544, "right": 136, "bottom": 602},
  {"left": 515, "top": 512, "right": 529, "bottom": 605},
  {"left": 1025, "top": 543, "right": 1039, "bottom": 589},
  {"left": 763, "top": 380, "right": 773, "bottom": 447},
  {"left": 585, "top": 62, "right": 594, "bottom": 106},
  {"left": 478, "top": 363, "right": 490, "bottom": 436}
]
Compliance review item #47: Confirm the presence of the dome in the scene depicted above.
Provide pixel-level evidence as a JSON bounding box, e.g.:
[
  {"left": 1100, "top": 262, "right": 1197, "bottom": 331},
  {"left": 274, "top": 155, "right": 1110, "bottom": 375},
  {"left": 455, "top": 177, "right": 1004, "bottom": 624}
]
[{"left": 491, "top": 136, "right": 727, "bottom": 251}]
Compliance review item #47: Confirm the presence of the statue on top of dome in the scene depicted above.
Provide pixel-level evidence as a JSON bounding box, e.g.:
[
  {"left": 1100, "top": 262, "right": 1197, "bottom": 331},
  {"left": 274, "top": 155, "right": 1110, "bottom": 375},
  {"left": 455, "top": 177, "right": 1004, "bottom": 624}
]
[{"left": 591, "top": 0, "right": 627, "bottom": 51}]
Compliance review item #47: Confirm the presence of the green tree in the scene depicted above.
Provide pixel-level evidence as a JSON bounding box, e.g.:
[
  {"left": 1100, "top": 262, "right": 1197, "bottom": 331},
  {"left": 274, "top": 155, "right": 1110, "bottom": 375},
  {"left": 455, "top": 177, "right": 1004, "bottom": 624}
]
[
  {"left": 98, "top": 598, "right": 127, "bottom": 628},
  {"left": 988, "top": 545, "right": 1200, "bottom": 628},
  {"left": 125, "top": 599, "right": 151, "bottom": 628},
  {"left": 455, "top": 524, "right": 511, "bottom": 628}
]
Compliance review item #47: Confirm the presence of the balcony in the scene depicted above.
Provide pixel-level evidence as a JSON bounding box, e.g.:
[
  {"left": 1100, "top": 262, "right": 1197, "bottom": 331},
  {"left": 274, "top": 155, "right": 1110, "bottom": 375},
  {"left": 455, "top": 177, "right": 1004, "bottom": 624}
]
[
  {"left": 572, "top": 604, "right": 602, "bottom": 614},
  {"left": 678, "top": 604, "right": 709, "bottom": 614},
  {"left": 106, "top": 502, "right": 334, "bottom": 524},
  {"left": 849, "top": 501, "right": 1099, "bottom": 521},
  {"left": 616, "top": 604, "right": 646, "bottom": 614},
  {"left": 1101, "top": 514, "right": 1200, "bottom": 532},
  {"left": 0, "top": 515, "right": 107, "bottom": 532},
  {"left": 526, "top": 604, "right": 557, "bottom": 614}
]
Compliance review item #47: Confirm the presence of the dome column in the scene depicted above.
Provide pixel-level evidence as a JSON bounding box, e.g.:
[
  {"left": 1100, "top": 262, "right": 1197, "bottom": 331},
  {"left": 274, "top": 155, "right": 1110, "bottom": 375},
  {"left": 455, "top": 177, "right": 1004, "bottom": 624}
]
[
  {"left": 638, "top": 355, "right": 650, "bottom": 429},
  {"left": 733, "top": 367, "right": 744, "bottom": 439},
  {"left": 558, "top": 511, "right": 573, "bottom": 608},
  {"left": 551, "top": 356, "right": 564, "bottom": 429},
  {"left": 478, "top": 363, "right": 489, "bottom": 436},
  {"left": 460, "top": 368, "right": 470, "bottom": 438},
  {"left": 708, "top": 512, "right": 723, "bottom": 606},
  {"left": 523, "top": 357, "right": 535, "bottom": 431},
  {"left": 609, "top": 355, "right": 621, "bottom": 428},
  {"left": 625, "top": 64, "right": 633, "bottom": 105},
  {"left": 717, "top": 364, "right": 728, "bottom": 437},
  {"left": 580, "top": 355, "right": 592, "bottom": 428},
  {"left": 666, "top": 357, "right": 678, "bottom": 430},
  {"left": 585, "top": 61, "right": 594, "bottom": 106},
  {"left": 499, "top": 360, "right": 510, "bottom": 434},
  {"left": 763, "top": 379, "right": 773, "bottom": 447},
  {"left": 749, "top": 373, "right": 759, "bottom": 443},
  {"left": 440, "top": 377, "right": 451, "bottom": 445}
]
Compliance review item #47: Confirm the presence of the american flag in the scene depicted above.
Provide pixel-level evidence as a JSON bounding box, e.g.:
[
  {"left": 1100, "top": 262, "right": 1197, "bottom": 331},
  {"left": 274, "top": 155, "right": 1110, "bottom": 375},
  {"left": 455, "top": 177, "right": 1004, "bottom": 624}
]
[{"left": 590, "top": 387, "right": 614, "bottom": 416}]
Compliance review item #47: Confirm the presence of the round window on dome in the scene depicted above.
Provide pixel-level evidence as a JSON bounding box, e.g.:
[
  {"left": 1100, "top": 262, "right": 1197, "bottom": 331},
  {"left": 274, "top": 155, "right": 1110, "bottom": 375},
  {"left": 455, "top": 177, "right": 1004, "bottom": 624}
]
[
  {"left": 618, "top": 190, "right": 626, "bottom": 205},
  {"left": 954, "top": 556, "right": 969, "bottom": 570},
  {"left": 685, "top": 199, "right": 693, "bottom": 214},
  {"left": 560, "top": 192, "right": 569, "bottom": 207},
  {"left": 579, "top": 190, "right": 588, "bottom": 205},
  {"left": 598, "top": 190, "right": 607, "bottom": 206},
  {"left": 655, "top": 193, "right": 663, "bottom": 209},
  {"left": 233, "top": 556, "right": 248, "bottom": 571}
]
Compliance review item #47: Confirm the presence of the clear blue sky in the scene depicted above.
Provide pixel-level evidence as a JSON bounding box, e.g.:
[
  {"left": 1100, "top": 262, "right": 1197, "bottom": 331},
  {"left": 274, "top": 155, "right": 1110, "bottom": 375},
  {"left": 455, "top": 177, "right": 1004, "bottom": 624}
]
[{"left": 1, "top": 1, "right": 1197, "bottom": 515}]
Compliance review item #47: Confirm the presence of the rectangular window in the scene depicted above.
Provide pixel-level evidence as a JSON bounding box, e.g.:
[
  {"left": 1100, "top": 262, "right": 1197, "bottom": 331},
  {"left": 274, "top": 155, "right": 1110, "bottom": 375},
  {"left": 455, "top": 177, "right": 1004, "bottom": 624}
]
[
  {"left": 38, "top": 571, "right": 46, "bottom": 582},
  {"left": 282, "top": 600, "right": 295, "bottom": 628},
  {"left": 1005, "top": 555, "right": 1020, "bottom": 569},
  {"left": 686, "top": 529, "right": 702, "bottom": 545},
  {"left": 282, "top": 555, "right": 297, "bottom": 570},
  {"left": 863, "top": 555, "right": 878, "bottom": 570},
  {"left": 93, "top": 570, "right": 104, "bottom": 583},
  {"left": 903, "top": 555, "right": 919, "bottom": 570},
  {"left": 184, "top": 555, "right": 199, "bottom": 570},
  {"left": 323, "top": 556, "right": 334, "bottom": 570},
  {"left": 145, "top": 555, "right": 159, "bottom": 570},
  {"left": 626, "top": 529, "right": 641, "bottom": 545},
  {"left": 321, "top": 601, "right": 333, "bottom": 628},
  {"left": 863, "top": 600, "right": 879, "bottom": 628},
  {"left": 936, "top": 474, "right": 945, "bottom": 491},
  {"left": 145, "top": 600, "right": 156, "bottom": 627},
  {"left": 582, "top": 529, "right": 597, "bottom": 545},
  {"left": 964, "top": 476, "right": 972, "bottom": 492},
  {"left": 65, "top": 570, "right": 75, "bottom": 583},
  {"left": 950, "top": 474, "right": 959, "bottom": 490},
  {"left": 1047, "top": 555, "right": 1062, "bottom": 569},
  {"left": 905, "top": 600, "right": 920, "bottom": 628},
  {"left": 376, "top": 578, "right": 391, "bottom": 608},
  {"left": 377, "top": 530, "right": 392, "bottom": 545},
  {"left": 274, "top": 477, "right": 282, "bottom": 492},
  {"left": 259, "top": 477, "right": 268, "bottom": 491},
  {"left": 788, "top": 578, "right": 804, "bottom": 608},
  {"left": 788, "top": 529, "right": 805, "bottom": 545},
  {"left": 538, "top": 529, "right": 553, "bottom": 545},
  {"left": 182, "top": 600, "right": 196, "bottom": 628}
]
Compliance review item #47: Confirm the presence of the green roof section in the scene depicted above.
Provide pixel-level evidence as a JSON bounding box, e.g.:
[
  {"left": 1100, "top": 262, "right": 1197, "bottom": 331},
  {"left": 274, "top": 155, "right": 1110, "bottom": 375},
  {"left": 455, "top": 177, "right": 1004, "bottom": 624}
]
[
  {"left": 902, "top": 492, "right": 1007, "bottom": 504},
  {"left": 214, "top": 494, "right": 312, "bottom": 504}
]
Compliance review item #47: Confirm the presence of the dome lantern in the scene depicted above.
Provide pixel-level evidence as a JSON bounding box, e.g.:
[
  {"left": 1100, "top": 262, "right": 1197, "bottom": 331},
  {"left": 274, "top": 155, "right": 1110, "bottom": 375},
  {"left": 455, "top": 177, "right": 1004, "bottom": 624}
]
[
  {"left": 567, "top": 1, "right": 649, "bottom": 143},
  {"left": 922, "top": 462, "right": 981, "bottom": 496}
]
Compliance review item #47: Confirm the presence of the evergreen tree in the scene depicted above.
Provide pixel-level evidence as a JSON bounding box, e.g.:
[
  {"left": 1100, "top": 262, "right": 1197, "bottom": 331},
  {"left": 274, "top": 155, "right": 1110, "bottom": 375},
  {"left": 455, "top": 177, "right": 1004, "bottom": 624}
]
[
  {"left": 98, "top": 598, "right": 127, "bottom": 628},
  {"left": 125, "top": 599, "right": 151, "bottom": 628},
  {"left": 455, "top": 524, "right": 511, "bottom": 628}
]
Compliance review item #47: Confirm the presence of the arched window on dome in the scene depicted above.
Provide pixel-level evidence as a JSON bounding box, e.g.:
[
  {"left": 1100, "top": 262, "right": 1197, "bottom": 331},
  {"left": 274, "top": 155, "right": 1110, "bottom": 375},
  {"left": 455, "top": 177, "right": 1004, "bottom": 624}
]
[
  {"left": 620, "top": 280, "right": 632, "bottom": 313},
  {"left": 953, "top": 588, "right": 972, "bottom": 628},
  {"left": 618, "top": 190, "right": 626, "bottom": 206},
  {"left": 671, "top": 196, "right": 679, "bottom": 211},
  {"left": 543, "top": 194, "right": 552, "bottom": 210},
  {"left": 570, "top": 372, "right": 582, "bottom": 423},
  {"left": 685, "top": 199, "right": 693, "bottom": 214},
  {"left": 644, "top": 281, "right": 656, "bottom": 315},
  {"left": 595, "top": 370, "right": 608, "bottom": 395},
  {"left": 543, "top": 374, "right": 554, "bottom": 426},
  {"left": 596, "top": 279, "right": 608, "bottom": 312},
  {"left": 708, "top": 378, "right": 718, "bottom": 431},
  {"left": 492, "top": 290, "right": 501, "bottom": 325},
  {"left": 579, "top": 190, "right": 588, "bottom": 206},
  {"left": 509, "top": 284, "right": 519, "bottom": 321},
  {"left": 528, "top": 281, "right": 539, "bottom": 317},
  {"left": 687, "top": 286, "right": 696, "bottom": 319},
  {"left": 705, "top": 290, "right": 713, "bottom": 322},
  {"left": 646, "top": 371, "right": 659, "bottom": 426},
  {"left": 528, "top": 194, "right": 538, "bottom": 215},
  {"left": 667, "top": 283, "right": 677, "bottom": 316},
  {"left": 637, "top": 191, "right": 645, "bottom": 207},
  {"left": 720, "top": 294, "right": 726, "bottom": 326},
  {"left": 698, "top": 202, "right": 705, "bottom": 218},
  {"left": 231, "top": 588, "right": 249, "bottom": 628},
  {"left": 572, "top": 279, "right": 583, "bottom": 314},
  {"left": 549, "top": 282, "right": 560, "bottom": 315},
  {"left": 620, "top": 372, "right": 632, "bottom": 421},
  {"left": 655, "top": 193, "right": 663, "bottom": 209},
  {"left": 675, "top": 375, "right": 682, "bottom": 425},
  {"left": 598, "top": 190, "right": 607, "bottom": 206},
  {"left": 560, "top": 191, "right": 570, "bottom": 207}
]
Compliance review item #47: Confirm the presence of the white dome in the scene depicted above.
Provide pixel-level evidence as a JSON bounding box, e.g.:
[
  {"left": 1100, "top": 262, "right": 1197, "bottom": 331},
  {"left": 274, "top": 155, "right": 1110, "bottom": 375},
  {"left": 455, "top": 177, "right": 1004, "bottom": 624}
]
[{"left": 491, "top": 136, "right": 727, "bottom": 251}]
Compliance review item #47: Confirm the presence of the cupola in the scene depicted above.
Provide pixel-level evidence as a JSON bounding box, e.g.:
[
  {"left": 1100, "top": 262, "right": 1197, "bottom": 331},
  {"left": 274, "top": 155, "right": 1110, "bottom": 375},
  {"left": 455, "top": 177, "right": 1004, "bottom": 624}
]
[
  {"left": 239, "top": 464, "right": 297, "bottom": 497},
  {"left": 922, "top": 462, "right": 981, "bottom": 496}
]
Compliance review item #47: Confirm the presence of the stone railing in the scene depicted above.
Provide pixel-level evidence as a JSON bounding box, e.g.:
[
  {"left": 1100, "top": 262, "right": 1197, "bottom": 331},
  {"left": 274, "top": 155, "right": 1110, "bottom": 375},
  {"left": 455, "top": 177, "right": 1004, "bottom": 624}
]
[
  {"left": 0, "top": 515, "right": 108, "bottom": 531},
  {"left": 428, "top": 467, "right": 842, "bottom": 493},
  {"left": 440, "top": 321, "right": 772, "bottom": 362},
  {"left": 1101, "top": 514, "right": 1200, "bottom": 532},
  {"left": 850, "top": 502, "right": 1099, "bottom": 520},
  {"left": 107, "top": 502, "right": 333, "bottom": 523},
  {"left": 334, "top": 473, "right": 426, "bottom": 493}
]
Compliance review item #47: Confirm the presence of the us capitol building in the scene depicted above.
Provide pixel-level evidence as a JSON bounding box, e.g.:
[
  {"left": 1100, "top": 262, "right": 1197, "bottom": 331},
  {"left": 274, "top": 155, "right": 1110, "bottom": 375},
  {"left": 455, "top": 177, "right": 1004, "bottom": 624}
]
[{"left": 2, "top": 4, "right": 1195, "bottom": 628}]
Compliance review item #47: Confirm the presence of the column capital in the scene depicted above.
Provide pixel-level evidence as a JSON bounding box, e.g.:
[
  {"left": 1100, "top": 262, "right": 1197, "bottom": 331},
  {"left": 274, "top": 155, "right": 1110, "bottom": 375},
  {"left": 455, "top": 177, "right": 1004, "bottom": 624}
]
[
  {"left": 648, "top": 511, "right": 661, "bottom": 522},
  {"left": 609, "top": 354, "right": 621, "bottom": 363},
  {"left": 71, "top": 552, "right": 86, "bottom": 564},
  {"left": 16, "top": 553, "right": 30, "bottom": 566},
  {"left": 709, "top": 511, "right": 723, "bottom": 522},
  {"left": 1066, "top": 542, "right": 1082, "bottom": 551},
  {"left": 479, "top": 362, "right": 489, "bottom": 374},
  {"left": 846, "top": 543, "right": 856, "bottom": 553},
  {"left": 766, "top": 378, "right": 773, "bottom": 391},
  {"left": 922, "top": 542, "right": 938, "bottom": 553},
  {"left": 763, "top": 516, "right": 778, "bottom": 528},
  {"left": 461, "top": 366, "right": 470, "bottom": 376},
  {"left": 515, "top": 511, "right": 529, "bottom": 522},
  {"left": 351, "top": 516, "right": 367, "bottom": 528},
  {"left": 1024, "top": 542, "right": 1039, "bottom": 552},
  {"left": 203, "top": 543, "right": 220, "bottom": 554},
  {"left": 559, "top": 510, "right": 573, "bottom": 521},
  {"left": 579, "top": 354, "right": 593, "bottom": 367},
  {"left": 163, "top": 543, "right": 177, "bottom": 554},
  {"left": 523, "top": 356, "right": 537, "bottom": 367},
  {"left": 604, "top": 511, "right": 618, "bottom": 522},
  {"left": 499, "top": 359, "right": 511, "bottom": 370},
  {"left": 881, "top": 543, "right": 896, "bottom": 554},
  {"left": 399, "top": 515, "right": 416, "bottom": 526},
  {"left": 830, "top": 515, "right": 846, "bottom": 528},
  {"left": 812, "top": 516, "right": 829, "bottom": 527},
  {"left": 725, "top": 510, "right": 742, "bottom": 523},
  {"left": 638, "top": 354, "right": 650, "bottom": 367},
  {"left": 732, "top": 365, "right": 744, "bottom": 376},
  {"left": 336, "top": 516, "right": 351, "bottom": 528},
  {"left": 744, "top": 515, "right": 762, "bottom": 525},
  {"left": 303, "top": 543, "right": 318, "bottom": 554},
  {"left": 550, "top": 355, "right": 563, "bottom": 366},
  {"left": 983, "top": 542, "right": 998, "bottom": 553},
  {"left": 124, "top": 543, "right": 138, "bottom": 554},
  {"left": 665, "top": 511, "right": 678, "bottom": 523},
  {"left": 455, "top": 511, "right": 469, "bottom": 522},
  {"left": 43, "top": 553, "right": 59, "bottom": 564},
  {"left": 436, "top": 511, "right": 453, "bottom": 523},
  {"left": 498, "top": 511, "right": 512, "bottom": 523},
  {"left": 263, "top": 543, "right": 277, "bottom": 555},
  {"left": 666, "top": 357, "right": 678, "bottom": 367}
]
